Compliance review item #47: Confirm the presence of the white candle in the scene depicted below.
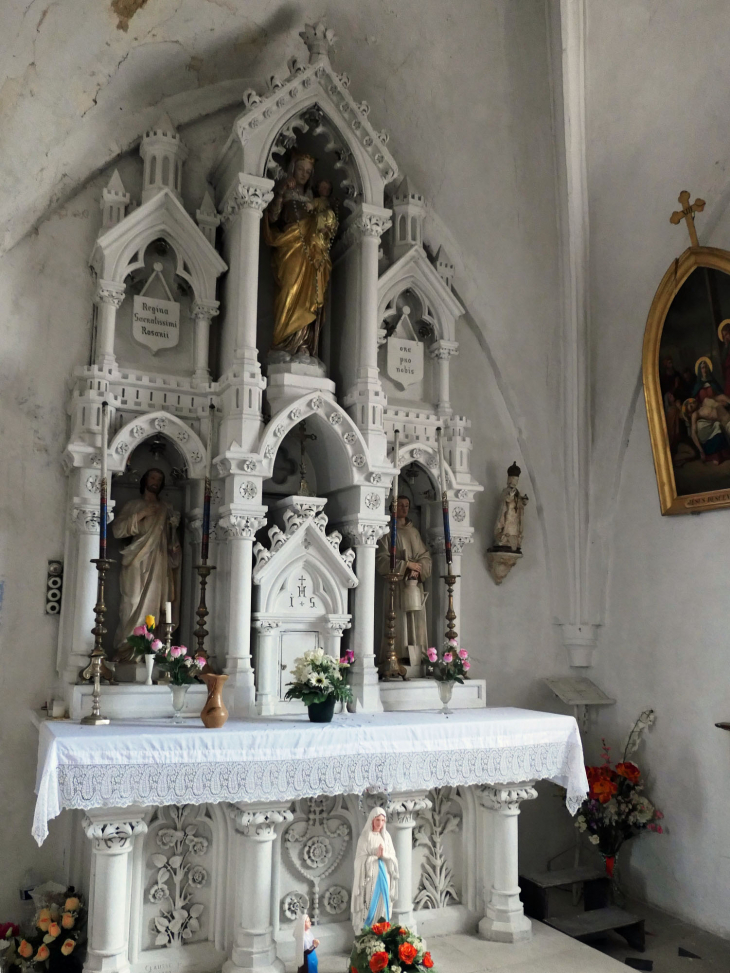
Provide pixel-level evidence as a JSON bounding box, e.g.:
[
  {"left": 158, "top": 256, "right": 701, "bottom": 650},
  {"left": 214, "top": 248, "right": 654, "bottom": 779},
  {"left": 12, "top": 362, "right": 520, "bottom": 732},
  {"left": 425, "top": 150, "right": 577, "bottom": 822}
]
[
  {"left": 437, "top": 426, "right": 447, "bottom": 498},
  {"left": 165, "top": 601, "right": 172, "bottom": 624},
  {"left": 100, "top": 402, "right": 109, "bottom": 488},
  {"left": 393, "top": 429, "right": 400, "bottom": 508},
  {"left": 205, "top": 403, "right": 214, "bottom": 480}
]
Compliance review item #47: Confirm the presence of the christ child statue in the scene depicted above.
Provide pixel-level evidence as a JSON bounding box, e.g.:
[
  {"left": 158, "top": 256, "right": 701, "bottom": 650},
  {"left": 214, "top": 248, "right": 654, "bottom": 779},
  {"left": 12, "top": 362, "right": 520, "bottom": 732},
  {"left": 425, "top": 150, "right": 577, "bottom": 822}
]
[{"left": 351, "top": 808, "right": 399, "bottom": 933}]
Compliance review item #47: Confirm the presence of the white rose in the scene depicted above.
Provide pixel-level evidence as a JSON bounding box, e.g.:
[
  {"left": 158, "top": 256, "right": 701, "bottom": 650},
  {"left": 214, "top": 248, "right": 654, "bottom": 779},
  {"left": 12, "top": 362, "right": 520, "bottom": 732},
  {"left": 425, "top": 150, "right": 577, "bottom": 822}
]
[{"left": 588, "top": 834, "right": 600, "bottom": 845}]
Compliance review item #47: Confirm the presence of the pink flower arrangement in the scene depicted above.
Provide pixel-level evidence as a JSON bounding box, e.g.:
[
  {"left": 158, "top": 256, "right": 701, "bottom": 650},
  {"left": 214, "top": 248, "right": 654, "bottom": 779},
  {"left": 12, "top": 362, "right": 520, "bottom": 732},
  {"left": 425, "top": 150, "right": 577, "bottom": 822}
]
[
  {"left": 339, "top": 649, "right": 355, "bottom": 665},
  {"left": 126, "top": 617, "right": 157, "bottom": 658},
  {"left": 429, "top": 639, "right": 470, "bottom": 684},
  {"left": 154, "top": 642, "right": 204, "bottom": 685}
]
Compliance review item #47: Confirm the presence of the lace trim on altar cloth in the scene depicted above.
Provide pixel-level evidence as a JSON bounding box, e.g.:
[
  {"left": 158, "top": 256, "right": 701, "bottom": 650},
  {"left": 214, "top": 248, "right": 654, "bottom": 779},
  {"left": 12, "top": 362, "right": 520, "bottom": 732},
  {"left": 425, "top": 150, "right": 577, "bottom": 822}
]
[{"left": 34, "top": 741, "right": 586, "bottom": 844}]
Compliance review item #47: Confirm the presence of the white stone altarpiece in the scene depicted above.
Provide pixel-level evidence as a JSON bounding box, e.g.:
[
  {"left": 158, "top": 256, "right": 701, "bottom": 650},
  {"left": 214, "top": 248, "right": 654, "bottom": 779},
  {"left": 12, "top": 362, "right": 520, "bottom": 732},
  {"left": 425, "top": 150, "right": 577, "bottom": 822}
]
[{"left": 29, "top": 21, "right": 589, "bottom": 973}]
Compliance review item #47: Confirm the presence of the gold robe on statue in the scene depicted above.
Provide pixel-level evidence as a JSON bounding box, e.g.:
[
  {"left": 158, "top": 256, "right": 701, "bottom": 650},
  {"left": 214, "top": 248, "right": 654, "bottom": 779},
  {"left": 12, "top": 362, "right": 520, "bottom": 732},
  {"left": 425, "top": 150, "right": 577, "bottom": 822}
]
[
  {"left": 112, "top": 497, "right": 181, "bottom": 657},
  {"left": 263, "top": 199, "right": 337, "bottom": 356},
  {"left": 375, "top": 520, "right": 432, "bottom": 665}
]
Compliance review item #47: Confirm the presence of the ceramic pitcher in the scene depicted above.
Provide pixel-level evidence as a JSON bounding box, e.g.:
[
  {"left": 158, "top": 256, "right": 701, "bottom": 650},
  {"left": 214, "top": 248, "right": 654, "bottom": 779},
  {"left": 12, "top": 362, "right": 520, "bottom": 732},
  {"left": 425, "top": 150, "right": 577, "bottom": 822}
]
[{"left": 200, "top": 673, "right": 229, "bottom": 728}]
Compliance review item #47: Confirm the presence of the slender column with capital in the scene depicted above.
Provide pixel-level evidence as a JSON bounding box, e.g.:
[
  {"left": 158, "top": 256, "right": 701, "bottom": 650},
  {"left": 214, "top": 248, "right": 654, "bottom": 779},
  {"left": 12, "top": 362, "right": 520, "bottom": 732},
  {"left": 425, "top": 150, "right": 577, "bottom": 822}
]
[
  {"left": 219, "top": 512, "right": 265, "bottom": 715},
  {"left": 476, "top": 783, "right": 537, "bottom": 943},
  {"left": 252, "top": 620, "right": 280, "bottom": 716},
  {"left": 94, "top": 280, "right": 125, "bottom": 370},
  {"left": 429, "top": 340, "right": 459, "bottom": 416},
  {"left": 343, "top": 522, "right": 387, "bottom": 712},
  {"left": 191, "top": 300, "right": 219, "bottom": 385},
  {"left": 220, "top": 174, "right": 274, "bottom": 366},
  {"left": 70, "top": 504, "right": 102, "bottom": 673},
  {"left": 386, "top": 793, "right": 431, "bottom": 930},
  {"left": 223, "top": 803, "right": 293, "bottom": 973},
  {"left": 82, "top": 809, "right": 147, "bottom": 973}
]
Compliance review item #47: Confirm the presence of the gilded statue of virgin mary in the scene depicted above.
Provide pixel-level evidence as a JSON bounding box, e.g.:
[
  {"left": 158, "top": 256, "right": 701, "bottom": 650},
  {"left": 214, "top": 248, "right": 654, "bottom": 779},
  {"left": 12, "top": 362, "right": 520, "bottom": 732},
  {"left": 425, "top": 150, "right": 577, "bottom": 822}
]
[{"left": 263, "top": 151, "right": 338, "bottom": 359}]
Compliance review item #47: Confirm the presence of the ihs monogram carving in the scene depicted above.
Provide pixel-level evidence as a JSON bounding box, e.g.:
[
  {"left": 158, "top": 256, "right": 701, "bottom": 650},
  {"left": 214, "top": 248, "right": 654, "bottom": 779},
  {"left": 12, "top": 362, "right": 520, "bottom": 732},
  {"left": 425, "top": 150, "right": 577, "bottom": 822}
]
[
  {"left": 413, "top": 788, "right": 460, "bottom": 910},
  {"left": 146, "top": 805, "right": 210, "bottom": 948},
  {"left": 283, "top": 797, "right": 351, "bottom": 923}
]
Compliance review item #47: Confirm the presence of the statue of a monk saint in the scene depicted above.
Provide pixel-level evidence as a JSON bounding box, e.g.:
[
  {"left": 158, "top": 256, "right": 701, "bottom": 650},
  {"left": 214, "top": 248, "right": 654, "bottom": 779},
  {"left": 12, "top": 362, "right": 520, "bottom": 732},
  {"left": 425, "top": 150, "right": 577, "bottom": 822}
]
[
  {"left": 112, "top": 468, "right": 181, "bottom": 660},
  {"left": 375, "top": 496, "right": 432, "bottom": 666},
  {"left": 491, "top": 462, "right": 528, "bottom": 552},
  {"left": 351, "top": 807, "right": 399, "bottom": 933},
  {"left": 263, "top": 152, "right": 338, "bottom": 359}
]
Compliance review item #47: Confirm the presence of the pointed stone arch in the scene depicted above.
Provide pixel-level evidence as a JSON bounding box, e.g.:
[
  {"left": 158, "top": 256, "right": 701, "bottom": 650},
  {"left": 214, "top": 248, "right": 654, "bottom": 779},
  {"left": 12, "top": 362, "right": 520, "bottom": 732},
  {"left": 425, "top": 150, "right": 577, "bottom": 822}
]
[{"left": 108, "top": 410, "right": 208, "bottom": 477}]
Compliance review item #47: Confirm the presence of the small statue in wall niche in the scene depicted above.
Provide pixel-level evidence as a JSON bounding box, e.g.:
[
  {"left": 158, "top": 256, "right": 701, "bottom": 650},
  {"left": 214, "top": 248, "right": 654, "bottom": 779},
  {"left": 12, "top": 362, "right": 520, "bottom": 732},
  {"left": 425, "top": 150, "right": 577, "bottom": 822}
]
[
  {"left": 113, "top": 468, "right": 182, "bottom": 659},
  {"left": 294, "top": 913, "right": 319, "bottom": 973},
  {"left": 487, "top": 462, "right": 528, "bottom": 585},
  {"left": 263, "top": 151, "right": 338, "bottom": 361}
]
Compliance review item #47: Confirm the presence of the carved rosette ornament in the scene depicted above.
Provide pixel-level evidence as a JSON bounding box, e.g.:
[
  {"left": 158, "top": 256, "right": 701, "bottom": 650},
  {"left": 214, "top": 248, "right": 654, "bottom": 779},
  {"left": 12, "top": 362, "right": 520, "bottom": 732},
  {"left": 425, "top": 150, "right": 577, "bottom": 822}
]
[{"left": 283, "top": 797, "right": 351, "bottom": 923}]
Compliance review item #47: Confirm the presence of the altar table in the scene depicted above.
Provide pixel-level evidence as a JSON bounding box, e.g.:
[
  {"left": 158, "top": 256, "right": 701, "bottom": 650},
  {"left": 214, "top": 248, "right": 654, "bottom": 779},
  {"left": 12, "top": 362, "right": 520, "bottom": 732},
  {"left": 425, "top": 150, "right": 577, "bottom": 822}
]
[{"left": 32, "top": 708, "right": 588, "bottom": 973}]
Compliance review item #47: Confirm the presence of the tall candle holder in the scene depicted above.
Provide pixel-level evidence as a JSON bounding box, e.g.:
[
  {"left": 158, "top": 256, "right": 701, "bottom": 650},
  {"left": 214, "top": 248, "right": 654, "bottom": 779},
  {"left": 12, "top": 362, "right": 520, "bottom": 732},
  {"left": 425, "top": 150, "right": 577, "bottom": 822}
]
[
  {"left": 193, "top": 563, "right": 216, "bottom": 662},
  {"left": 442, "top": 570, "right": 459, "bottom": 645},
  {"left": 80, "top": 557, "right": 115, "bottom": 725},
  {"left": 379, "top": 571, "right": 407, "bottom": 681},
  {"left": 436, "top": 426, "right": 459, "bottom": 648}
]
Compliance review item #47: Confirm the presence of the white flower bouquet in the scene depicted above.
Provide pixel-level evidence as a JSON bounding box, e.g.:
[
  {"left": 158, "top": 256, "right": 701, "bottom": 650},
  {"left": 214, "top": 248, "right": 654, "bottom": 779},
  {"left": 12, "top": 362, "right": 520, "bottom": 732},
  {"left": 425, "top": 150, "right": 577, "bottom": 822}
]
[{"left": 284, "top": 647, "right": 353, "bottom": 706}]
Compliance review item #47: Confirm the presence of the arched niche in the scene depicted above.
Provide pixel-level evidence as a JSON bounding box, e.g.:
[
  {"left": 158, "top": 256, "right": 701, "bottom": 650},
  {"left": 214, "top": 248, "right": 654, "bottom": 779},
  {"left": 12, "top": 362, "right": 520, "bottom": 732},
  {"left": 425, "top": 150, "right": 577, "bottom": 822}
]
[
  {"left": 108, "top": 411, "right": 208, "bottom": 478},
  {"left": 104, "top": 433, "right": 190, "bottom": 660},
  {"left": 259, "top": 395, "right": 377, "bottom": 494}
]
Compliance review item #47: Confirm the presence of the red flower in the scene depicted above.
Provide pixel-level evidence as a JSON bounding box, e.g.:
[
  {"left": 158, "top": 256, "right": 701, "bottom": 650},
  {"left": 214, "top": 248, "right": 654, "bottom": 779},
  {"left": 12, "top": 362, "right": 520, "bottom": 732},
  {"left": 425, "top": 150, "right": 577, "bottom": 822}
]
[
  {"left": 371, "top": 921, "right": 391, "bottom": 936},
  {"left": 422, "top": 952, "right": 434, "bottom": 968},
  {"left": 615, "top": 761, "right": 640, "bottom": 783},
  {"left": 0, "top": 923, "right": 18, "bottom": 939},
  {"left": 592, "top": 779, "right": 618, "bottom": 804},
  {"left": 398, "top": 942, "right": 418, "bottom": 964},
  {"left": 369, "top": 951, "right": 389, "bottom": 972}
]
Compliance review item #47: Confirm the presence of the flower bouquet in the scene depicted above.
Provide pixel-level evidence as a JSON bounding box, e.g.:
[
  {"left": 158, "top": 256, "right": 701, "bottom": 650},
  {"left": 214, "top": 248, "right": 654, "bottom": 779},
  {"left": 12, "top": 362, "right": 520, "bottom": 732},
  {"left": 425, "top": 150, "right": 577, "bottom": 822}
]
[
  {"left": 153, "top": 643, "right": 206, "bottom": 722},
  {"left": 576, "top": 738, "right": 664, "bottom": 877},
  {"left": 125, "top": 615, "right": 163, "bottom": 658},
  {"left": 349, "top": 920, "right": 435, "bottom": 973},
  {"left": 284, "top": 647, "right": 353, "bottom": 722},
  {"left": 426, "top": 639, "right": 470, "bottom": 684},
  {"left": 6, "top": 887, "right": 86, "bottom": 972}
]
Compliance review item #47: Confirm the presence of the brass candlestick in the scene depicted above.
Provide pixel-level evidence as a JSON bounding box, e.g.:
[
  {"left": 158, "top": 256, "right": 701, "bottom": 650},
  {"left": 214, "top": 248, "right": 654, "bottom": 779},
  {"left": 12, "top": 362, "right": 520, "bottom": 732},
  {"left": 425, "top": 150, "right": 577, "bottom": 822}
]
[
  {"left": 442, "top": 570, "right": 460, "bottom": 644},
  {"left": 379, "top": 572, "right": 407, "bottom": 681},
  {"left": 193, "top": 563, "right": 216, "bottom": 663},
  {"left": 80, "top": 558, "right": 115, "bottom": 725}
]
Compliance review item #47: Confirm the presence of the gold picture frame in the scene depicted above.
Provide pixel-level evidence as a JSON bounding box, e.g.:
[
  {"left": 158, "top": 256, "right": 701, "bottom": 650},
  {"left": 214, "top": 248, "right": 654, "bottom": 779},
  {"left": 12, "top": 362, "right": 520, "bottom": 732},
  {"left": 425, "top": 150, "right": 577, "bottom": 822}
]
[{"left": 643, "top": 245, "right": 730, "bottom": 514}]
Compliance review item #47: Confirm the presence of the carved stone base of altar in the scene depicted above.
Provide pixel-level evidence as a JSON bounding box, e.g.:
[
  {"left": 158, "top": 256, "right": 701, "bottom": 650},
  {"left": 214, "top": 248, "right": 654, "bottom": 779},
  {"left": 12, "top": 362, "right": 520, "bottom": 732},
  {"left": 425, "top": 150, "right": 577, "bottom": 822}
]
[
  {"left": 69, "top": 682, "right": 208, "bottom": 720},
  {"left": 379, "top": 677, "right": 486, "bottom": 711}
]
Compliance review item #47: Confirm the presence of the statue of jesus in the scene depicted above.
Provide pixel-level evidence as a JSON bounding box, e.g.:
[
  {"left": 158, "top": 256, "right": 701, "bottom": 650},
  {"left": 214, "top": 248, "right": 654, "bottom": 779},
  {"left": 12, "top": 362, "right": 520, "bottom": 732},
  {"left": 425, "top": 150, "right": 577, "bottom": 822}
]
[{"left": 112, "top": 468, "right": 181, "bottom": 660}]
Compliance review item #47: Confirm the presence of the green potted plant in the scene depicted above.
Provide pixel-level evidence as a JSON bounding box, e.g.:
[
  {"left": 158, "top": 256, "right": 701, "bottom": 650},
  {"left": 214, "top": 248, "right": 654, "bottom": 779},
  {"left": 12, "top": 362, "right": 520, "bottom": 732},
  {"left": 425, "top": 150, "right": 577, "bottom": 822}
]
[{"left": 285, "top": 647, "right": 353, "bottom": 722}]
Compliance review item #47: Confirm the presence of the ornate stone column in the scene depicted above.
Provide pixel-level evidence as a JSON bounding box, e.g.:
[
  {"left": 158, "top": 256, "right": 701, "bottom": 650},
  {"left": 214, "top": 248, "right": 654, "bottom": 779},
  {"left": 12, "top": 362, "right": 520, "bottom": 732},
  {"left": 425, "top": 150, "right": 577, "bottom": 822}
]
[
  {"left": 476, "top": 783, "right": 537, "bottom": 943},
  {"left": 82, "top": 808, "right": 148, "bottom": 973},
  {"left": 191, "top": 300, "right": 219, "bottom": 385},
  {"left": 252, "top": 620, "right": 280, "bottom": 716},
  {"left": 429, "top": 340, "right": 459, "bottom": 417},
  {"left": 342, "top": 205, "right": 391, "bottom": 450},
  {"left": 223, "top": 803, "right": 293, "bottom": 973},
  {"left": 70, "top": 503, "right": 102, "bottom": 673},
  {"left": 94, "top": 280, "right": 125, "bottom": 370},
  {"left": 323, "top": 618, "right": 348, "bottom": 661},
  {"left": 219, "top": 511, "right": 266, "bottom": 716},
  {"left": 342, "top": 521, "right": 388, "bottom": 713},
  {"left": 220, "top": 174, "right": 274, "bottom": 366},
  {"left": 386, "top": 793, "right": 432, "bottom": 930}
]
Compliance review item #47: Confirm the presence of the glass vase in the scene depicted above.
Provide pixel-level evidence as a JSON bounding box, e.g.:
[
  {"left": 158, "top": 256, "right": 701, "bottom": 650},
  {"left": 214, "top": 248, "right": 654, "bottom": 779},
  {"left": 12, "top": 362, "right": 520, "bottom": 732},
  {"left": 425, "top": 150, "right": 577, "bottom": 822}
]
[
  {"left": 144, "top": 654, "right": 155, "bottom": 686},
  {"left": 170, "top": 683, "right": 189, "bottom": 723},
  {"left": 437, "top": 680, "right": 454, "bottom": 715}
]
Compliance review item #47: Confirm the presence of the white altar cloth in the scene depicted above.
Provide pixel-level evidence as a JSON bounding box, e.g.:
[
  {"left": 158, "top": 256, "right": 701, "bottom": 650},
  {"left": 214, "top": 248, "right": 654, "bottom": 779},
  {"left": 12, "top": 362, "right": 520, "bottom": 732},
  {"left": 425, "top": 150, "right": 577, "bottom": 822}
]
[{"left": 33, "top": 707, "right": 587, "bottom": 844}]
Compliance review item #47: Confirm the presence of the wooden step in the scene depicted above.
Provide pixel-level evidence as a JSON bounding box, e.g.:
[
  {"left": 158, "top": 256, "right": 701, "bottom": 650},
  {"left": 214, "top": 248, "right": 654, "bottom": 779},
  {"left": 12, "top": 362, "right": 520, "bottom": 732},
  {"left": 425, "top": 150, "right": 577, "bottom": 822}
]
[
  {"left": 546, "top": 906, "right": 646, "bottom": 951},
  {"left": 521, "top": 865, "right": 606, "bottom": 889}
]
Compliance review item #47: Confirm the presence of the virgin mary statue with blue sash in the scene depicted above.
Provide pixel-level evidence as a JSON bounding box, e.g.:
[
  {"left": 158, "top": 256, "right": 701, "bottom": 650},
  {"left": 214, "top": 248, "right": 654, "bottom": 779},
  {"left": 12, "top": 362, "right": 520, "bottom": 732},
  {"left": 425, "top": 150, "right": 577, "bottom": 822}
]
[{"left": 351, "top": 807, "right": 399, "bottom": 932}]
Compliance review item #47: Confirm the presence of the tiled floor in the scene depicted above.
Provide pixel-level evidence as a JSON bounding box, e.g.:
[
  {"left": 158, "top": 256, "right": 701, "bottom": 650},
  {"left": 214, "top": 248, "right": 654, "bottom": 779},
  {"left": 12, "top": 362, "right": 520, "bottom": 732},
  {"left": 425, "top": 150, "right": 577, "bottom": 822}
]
[{"left": 290, "top": 903, "right": 730, "bottom": 973}]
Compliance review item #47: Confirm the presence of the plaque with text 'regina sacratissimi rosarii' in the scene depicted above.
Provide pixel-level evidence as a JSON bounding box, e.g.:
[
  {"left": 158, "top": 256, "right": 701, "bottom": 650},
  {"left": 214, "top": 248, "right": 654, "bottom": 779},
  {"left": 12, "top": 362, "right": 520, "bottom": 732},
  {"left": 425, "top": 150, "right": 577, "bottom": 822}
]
[{"left": 133, "top": 295, "right": 180, "bottom": 353}]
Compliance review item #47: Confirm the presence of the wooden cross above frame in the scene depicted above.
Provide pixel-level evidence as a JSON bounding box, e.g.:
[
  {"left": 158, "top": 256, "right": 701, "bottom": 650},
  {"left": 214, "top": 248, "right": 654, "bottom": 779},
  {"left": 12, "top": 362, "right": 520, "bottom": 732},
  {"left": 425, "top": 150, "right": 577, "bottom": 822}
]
[{"left": 670, "top": 190, "right": 706, "bottom": 248}]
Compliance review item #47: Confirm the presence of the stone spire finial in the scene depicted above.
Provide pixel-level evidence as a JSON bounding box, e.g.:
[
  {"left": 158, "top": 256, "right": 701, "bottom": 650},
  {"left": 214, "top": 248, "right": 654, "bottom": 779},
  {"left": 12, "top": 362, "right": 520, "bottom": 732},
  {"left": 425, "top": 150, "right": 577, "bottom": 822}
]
[
  {"left": 196, "top": 190, "right": 221, "bottom": 247},
  {"left": 140, "top": 112, "right": 188, "bottom": 205},
  {"left": 100, "top": 169, "right": 130, "bottom": 230},
  {"left": 299, "top": 22, "right": 336, "bottom": 63},
  {"left": 390, "top": 175, "right": 426, "bottom": 262}
]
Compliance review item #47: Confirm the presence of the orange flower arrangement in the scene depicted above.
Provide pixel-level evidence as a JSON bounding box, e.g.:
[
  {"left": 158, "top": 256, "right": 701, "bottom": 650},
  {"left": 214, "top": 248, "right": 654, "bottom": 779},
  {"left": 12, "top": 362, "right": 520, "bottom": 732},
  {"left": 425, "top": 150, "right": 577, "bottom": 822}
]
[
  {"left": 591, "top": 778, "right": 618, "bottom": 804},
  {"left": 61, "top": 938, "right": 76, "bottom": 956},
  {"left": 7, "top": 885, "right": 86, "bottom": 970},
  {"left": 616, "top": 761, "right": 641, "bottom": 783},
  {"left": 350, "top": 918, "right": 437, "bottom": 972},
  {"left": 422, "top": 953, "right": 434, "bottom": 969},
  {"left": 371, "top": 922, "right": 391, "bottom": 936}
]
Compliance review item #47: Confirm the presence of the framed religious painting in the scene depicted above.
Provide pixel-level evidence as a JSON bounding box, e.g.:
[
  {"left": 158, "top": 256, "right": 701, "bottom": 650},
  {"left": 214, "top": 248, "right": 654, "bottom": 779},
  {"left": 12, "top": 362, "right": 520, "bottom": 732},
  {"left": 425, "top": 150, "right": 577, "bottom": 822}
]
[{"left": 643, "top": 245, "right": 730, "bottom": 514}]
